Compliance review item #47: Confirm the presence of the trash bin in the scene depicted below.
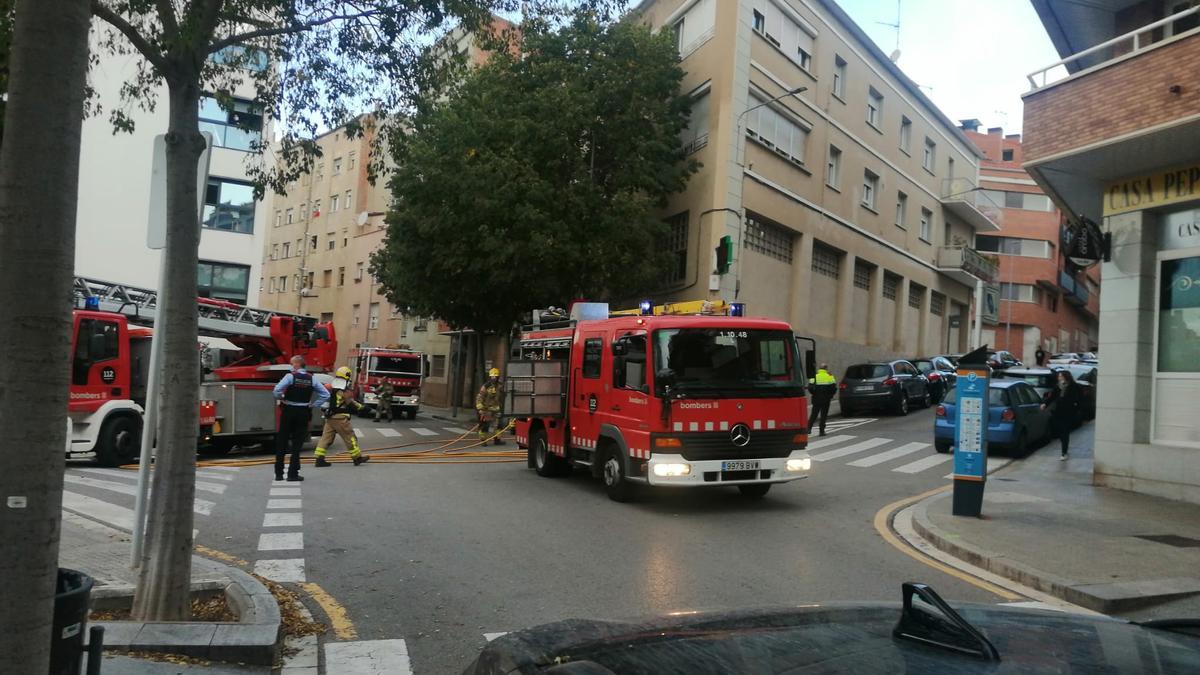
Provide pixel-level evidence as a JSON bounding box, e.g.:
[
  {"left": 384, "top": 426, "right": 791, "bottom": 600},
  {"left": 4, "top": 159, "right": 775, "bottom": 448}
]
[{"left": 50, "top": 568, "right": 93, "bottom": 675}]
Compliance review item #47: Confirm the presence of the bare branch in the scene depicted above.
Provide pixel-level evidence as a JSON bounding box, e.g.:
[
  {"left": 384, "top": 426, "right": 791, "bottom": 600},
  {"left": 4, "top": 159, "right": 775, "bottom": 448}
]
[
  {"left": 207, "top": 9, "right": 383, "bottom": 55},
  {"left": 92, "top": 1, "right": 169, "bottom": 72}
]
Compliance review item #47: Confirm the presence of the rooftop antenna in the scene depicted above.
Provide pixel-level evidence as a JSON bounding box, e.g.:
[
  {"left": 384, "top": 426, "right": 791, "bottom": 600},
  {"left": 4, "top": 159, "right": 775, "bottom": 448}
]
[{"left": 877, "top": 0, "right": 902, "bottom": 62}]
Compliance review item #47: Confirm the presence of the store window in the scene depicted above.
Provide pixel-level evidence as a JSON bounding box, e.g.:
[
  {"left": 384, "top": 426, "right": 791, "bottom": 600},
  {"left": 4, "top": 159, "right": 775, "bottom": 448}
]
[
  {"left": 198, "top": 95, "right": 263, "bottom": 151},
  {"left": 198, "top": 261, "right": 250, "bottom": 304},
  {"left": 1157, "top": 254, "right": 1200, "bottom": 373}
]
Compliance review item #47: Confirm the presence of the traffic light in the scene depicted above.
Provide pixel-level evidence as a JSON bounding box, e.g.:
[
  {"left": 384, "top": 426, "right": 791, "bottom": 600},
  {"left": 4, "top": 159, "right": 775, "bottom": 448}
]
[{"left": 715, "top": 235, "right": 734, "bottom": 274}]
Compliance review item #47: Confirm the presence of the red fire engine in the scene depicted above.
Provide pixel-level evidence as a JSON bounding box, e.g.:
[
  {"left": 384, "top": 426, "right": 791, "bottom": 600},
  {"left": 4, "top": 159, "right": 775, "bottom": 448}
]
[
  {"left": 350, "top": 346, "right": 425, "bottom": 419},
  {"left": 509, "top": 301, "right": 817, "bottom": 501},
  {"left": 68, "top": 276, "right": 337, "bottom": 466}
]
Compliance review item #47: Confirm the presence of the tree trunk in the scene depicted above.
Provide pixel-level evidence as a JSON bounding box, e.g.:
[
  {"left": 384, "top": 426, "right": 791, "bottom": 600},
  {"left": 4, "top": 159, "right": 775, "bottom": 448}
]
[
  {"left": 0, "top": 0, "right": 93, "bottom": 671},
  {"left": 132, "top": 78, "right": 205, "bottom": 621}
]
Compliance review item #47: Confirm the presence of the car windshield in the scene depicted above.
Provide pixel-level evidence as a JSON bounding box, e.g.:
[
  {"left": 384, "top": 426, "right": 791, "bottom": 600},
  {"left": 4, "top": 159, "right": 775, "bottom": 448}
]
[
  {"left": 942, "top": 386, "right": 1008, "bottom": 406},
  {"left": 370, "top": 356, "right": 421, "bottom": 375},
  {"left": 1015, "top": 374, "right": 1055, "bottom": 388},
  {"left": 652, "top": 328, "right": 803, "bottom": 396},
  {"left": 846, "top": 364, "right": 890, "bottom": 379},
  {"left": 913, "top": 360, "right": 934, "bottom": 374}
]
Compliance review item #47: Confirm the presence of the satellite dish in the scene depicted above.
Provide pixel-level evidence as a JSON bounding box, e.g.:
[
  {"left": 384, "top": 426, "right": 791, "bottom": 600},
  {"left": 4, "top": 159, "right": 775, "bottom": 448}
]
[
  {"left": 889, "top": 49, "right": 901, "bottom": 62},
  {"left": 357, "top": 211, "right": 369, "bottom": 226}
]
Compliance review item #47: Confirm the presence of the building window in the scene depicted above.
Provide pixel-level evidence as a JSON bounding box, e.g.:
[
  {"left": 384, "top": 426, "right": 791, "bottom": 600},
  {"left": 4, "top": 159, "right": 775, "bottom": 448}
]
[
  {"left": 355, "top": 262, "right": 364, "bottom": 282},
  {"left": 752, "top": 9, "right": 765, "bottom": 32},
  {"left": 744, "top": 213, "right": 794, "bottom": 263},
  {"left": 274, "top": 211, "right": 282, "bottom": 228},
  {"left": 282, "top": 242, "right": 290, "bottom": 258},
  {"left": 853, "top": 260, "right": 872, "bottom": 290},
  {"left": 343, "top": 237, "right": 348, "bottom": 248},
  {"left": 923, "top": 137, "right": 937, "bottom": 172},
  {"left": 919, "top": 207, "right": 932, "bottom": 241},
  {"left": 866, "top": 87, "right": 883, "bottom": 128},
  {"left": 299, "top": 202, "right": 307, "bottom": 220},
  {"left": 672, "top": 17, "right": 686, "bottom": 52},
  {"left": 327, "top": 237, "right": 336, "bottom": 251},
  {"left": 1048, "top": 293, "right": 1058, "bottom": 313},
  {"left": 338, "top": 267, "right": 345, "bottom": 286},
  {"left": 661, "top": 212, "right": 689, "bottom": 283},
  {"left": 883, "top": 272, "right": 899, "bottom": 300},
  {"left": 900, "top": 116, "right": 912, "bottom": 154},
  {"left": 295, "top": 238, "right": 301, "bottom": 255},
  {"left": 352, "top": 304, "right": 360, "bottom": 327},
  {"left": 930, "top": 292, "right": 945, "bottom": 316},
  {"left": 895, "top": 191, "right": 908, "bottom": 229},
  {"left": 1002, "top": 148, "right": 1014, "bottom": 162},
  {"left": 312, "top": 199, "right": 321, "bottom": 218},
  {"left": 811, "top": 243, "right": 840, "bottom": 279},
  {"left": 975, "top": 235, "right": 1051, "bottom": 258},
  {"left": 270, "top": 244, "right": 279, "bottom": 260},
  {"left": 414, "top": 316, "right": 429, "bottom": 331},
  {"left": 431, "top": 355, "right": 447, "bottom": 378},
  {"left": 198, "top": 95, "right": 263, "bottom": 152},
  {"left": 210, "top": 44, "right": 268, "bottom": 72},
  {"left": 368, "top": 303, "right": 380, "bottom": 330},
  {"left": 197, "top": 261, "right": 250, "bottom": 304},
  {"left": 268, "top": 277, "right": 275, "bottom": 293},
  {"left": 999, "top": 283, "right": 1041, "bottom": 303},
  {"left": 746, "top": 92, "right": 809, "bottom": 165},
  {"left": 399, "top": 317, "right": 408, "bottom": 338},
  {"left": 832, "top": 55, "right": 846, "bottom": 99},
  {"left": 323, "top": 269, "right": 332, "bottom": 287},
  {"left": 752, "top": 0, "right": 817, "bottom": 72},
  {"left": 333, "top": 157, "right": 343, "bottom": 175},
  {"left": 320, "top": 312, "right": 334, "bottom": 323},
  {"left": 348, "top": 151, "right": 357, "bottom": 170},
  {"left": 279, "top": 275, "right": 288, "bottom": 292},
  {"left": 345, "top": 189, "right": 352, "bottom": 211},
  {"left": 826, "top": 145, "right": 841, "bottom": 188},
  {"left": 330, "top": 194, "right": 339, "bottom": 213},
  {"left": 862, "top": 169, "right": 879, "bottom": 210},
  {"left": 203, "top": 178, "right": 256, "bottom": 234},
  {"left": 908, "top": 283, "right": 924, "bottom": 309},
  {"left": 310, "top": 235, "right": 318, "bottom": 251},
  {"left": 304, "top": 271, "right": 314, "bottom": 289},
  {"left": 681, "top": 91, "right": 711, "bottom": 155}
]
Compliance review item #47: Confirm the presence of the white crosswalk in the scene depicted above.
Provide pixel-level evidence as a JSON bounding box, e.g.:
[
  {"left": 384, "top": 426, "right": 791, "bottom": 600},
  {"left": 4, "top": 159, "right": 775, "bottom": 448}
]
[{"left": 798, "top": 434, "right": 1017, "bottom": 476}]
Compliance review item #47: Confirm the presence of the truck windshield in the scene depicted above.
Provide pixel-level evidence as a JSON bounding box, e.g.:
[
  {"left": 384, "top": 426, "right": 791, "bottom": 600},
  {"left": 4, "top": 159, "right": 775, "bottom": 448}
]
[
  {"left": 653, "top": 328, "right": 802, "bottom": 397},
  {"left": 371, "top": 356, "right": 421, "bottom": 375}
]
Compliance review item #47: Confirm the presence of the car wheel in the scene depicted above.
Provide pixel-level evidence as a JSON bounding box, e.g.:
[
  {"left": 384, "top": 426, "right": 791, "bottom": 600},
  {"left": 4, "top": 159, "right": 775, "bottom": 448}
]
[
  {"left": 531, "top": 429, "right": 567, "bottom": 477},
  {"left": 921, "top": 389, "right": 932, "bottom": 408},
  {"left": 896, "top": 393, "right": 910, "bottom": 416},
  {"left": 95, "top": 415, "right": 141, "bottom": 467},
  {"left": 738, "top": 483, "right": 771, "bottom": 499},
  {"left": 1014, "top": 429, "right": 1029, "bottom": 457},
  {"left": 934, "top": 440, "right": 952, "bottom": 454},
  {"left": 602, "top": 447, "right": 635, "bottom": 502}
]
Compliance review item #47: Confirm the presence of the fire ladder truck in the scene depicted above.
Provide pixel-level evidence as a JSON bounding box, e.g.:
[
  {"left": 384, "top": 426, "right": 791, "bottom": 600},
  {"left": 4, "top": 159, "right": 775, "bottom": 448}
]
[{"left": 68, "top": 276, "right": 337, "bottom": 466}]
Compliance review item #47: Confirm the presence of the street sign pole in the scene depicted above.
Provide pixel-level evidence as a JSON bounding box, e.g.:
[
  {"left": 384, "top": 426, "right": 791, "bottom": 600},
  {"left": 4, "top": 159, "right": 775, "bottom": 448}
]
[{"left": 952, "top": 346, "right": 991, "bottom": 517}]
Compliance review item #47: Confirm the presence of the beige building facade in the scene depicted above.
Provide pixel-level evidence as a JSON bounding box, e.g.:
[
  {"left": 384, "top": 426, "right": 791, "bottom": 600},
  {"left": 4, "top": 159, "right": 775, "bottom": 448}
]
[
  {"left": 636, "top": 0, "right": 1000, "bottom": 368},
  {"left": 257, "top": 123, "right": 454, "bottom": 405}
]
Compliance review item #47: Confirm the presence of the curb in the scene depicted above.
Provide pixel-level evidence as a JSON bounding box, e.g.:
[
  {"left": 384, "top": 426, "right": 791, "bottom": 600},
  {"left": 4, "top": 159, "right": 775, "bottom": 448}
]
[
  {"left": 87, "top": 567, "right": 281, "bottom": 665},
  {"left": 910, "top": 491, "right": 1200, "bottom": 613}
]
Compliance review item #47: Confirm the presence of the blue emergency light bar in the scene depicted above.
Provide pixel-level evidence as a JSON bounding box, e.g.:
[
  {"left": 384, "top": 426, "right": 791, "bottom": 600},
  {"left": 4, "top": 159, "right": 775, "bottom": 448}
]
[
  {"left": 729, "top": 302, "right": 746, "bottom": 316},
  {"left": 639, "top": 300, "right": 653, "bottom": 315},
  {"left": 84, "top": 296, "right": 100, "bottom": 311}
]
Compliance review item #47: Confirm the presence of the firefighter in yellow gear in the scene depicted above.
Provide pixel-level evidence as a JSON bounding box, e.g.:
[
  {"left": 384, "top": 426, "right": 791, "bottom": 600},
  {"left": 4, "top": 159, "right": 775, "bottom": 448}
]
[
  {"left": 475, "top": 367, "right": 506, "bottom": 445},
  {"left": 314, "top": 366, "right": 370, "bottom": 467}
]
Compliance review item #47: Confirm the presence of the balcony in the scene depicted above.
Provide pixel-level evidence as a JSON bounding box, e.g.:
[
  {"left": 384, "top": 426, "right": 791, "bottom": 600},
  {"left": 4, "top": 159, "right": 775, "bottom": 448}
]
[
  {"left": 937, "top": 246, "right": 999, "bottom": 287},
  {"left": 940, "top": 177, "right": 1002, "bottom": 232}
]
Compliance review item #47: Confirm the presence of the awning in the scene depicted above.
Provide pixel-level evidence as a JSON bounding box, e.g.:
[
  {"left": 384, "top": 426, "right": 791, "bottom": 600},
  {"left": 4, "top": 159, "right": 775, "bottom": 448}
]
[{"left": 198, "top": 336, "right": 240, "bottom": 351}]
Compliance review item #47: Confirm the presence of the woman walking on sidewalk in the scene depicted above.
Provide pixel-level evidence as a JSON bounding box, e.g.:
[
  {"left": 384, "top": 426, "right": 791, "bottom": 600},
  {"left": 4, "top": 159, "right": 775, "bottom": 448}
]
[{"left": 1042, "top": 369, "right": 1083, "bottom": 461}]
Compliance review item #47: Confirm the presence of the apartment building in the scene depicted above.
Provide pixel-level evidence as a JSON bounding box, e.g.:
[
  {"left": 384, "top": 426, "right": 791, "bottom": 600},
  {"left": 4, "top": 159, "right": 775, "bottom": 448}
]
[
  {"left": 75, "top": 43, "right": 269, "bottom": 305},
  {"left": 1022, "top": 0, "right": 1200, "bottom": 502},
  {"left": 961, "top": 122, "right": 1100, "bottom": 363},
  {"left": 635, "top": 0, "right": 1000, "bottom": 369},
  {"left": 257, "top": 122, "right": 455, "bottom": 405}
]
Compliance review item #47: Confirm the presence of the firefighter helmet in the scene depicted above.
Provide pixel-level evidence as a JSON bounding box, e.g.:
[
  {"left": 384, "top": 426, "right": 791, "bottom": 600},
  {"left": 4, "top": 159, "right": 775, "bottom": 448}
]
[
  {"left": 335, "top": 366, "right": 353, "bottom": 380},
  {"left": 488, "top": 367, "right": 501, "bottom": 378}
]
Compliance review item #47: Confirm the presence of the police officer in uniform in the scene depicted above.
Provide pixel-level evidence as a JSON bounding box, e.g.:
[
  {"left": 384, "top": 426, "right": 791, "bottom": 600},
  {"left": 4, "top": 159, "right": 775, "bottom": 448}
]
[
  {"left": 315, "top": 366, "right": 370, "bottom": 467},
  {"left": 807, "top": 363, "right": 838, "bottom": 437},
  {"left": 273, "top": 355, "right": 330, "bottom": 481},
  {"left": 475, "top": 368, "right": 506, "bottom": 445}
]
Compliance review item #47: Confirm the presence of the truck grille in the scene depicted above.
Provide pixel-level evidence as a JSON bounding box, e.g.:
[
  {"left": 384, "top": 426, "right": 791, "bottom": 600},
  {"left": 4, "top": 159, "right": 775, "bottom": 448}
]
[{"left": 665, "top": 429, "right": 797, "bottom": 461}]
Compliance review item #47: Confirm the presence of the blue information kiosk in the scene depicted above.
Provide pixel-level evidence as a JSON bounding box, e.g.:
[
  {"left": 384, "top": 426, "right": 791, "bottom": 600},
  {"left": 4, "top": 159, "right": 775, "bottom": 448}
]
[{"left": 952, "top": 346, "right": 991, "bottom": 517}]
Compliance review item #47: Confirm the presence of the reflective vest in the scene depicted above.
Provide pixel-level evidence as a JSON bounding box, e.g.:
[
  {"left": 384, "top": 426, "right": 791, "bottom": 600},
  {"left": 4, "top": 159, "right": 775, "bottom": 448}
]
[
  {"left": 283, "top": 371, "right": 315, "bottom": 404},
  {"left": 328, "top": 389, "right": 357, "bottom": 417},
  {"left": 810, "top": 369, "right": 836, "bottom": 386}
]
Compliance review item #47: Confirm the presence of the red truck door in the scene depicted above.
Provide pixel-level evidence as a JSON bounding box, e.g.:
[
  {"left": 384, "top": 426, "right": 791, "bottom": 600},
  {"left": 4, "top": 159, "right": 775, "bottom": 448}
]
[
  {"left": 568, "top": 331, "right": 606, "bottom": 453},
  {"left": 69, "top": 313, "right": 129, "bottom": 412},
  {"left": 607, "top": 330, "right": 652, "bottom": 459}
]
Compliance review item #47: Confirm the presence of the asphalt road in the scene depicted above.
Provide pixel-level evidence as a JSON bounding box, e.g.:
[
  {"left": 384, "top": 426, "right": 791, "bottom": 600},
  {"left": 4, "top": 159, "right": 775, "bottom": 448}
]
[{"left": 65, "top": 405, "right": 1053, "bottom": 674}]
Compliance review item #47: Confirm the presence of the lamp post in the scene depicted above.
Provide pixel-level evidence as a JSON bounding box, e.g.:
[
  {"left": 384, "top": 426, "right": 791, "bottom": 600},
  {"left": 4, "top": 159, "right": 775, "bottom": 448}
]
[{"left": 735, "top": 86, "right": 807, "bottom": 168}]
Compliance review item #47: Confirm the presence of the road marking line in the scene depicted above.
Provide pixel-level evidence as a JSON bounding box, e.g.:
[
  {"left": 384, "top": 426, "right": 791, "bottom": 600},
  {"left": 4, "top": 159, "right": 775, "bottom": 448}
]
[
  {"left": 201, "top": 465, "right": 242, "bottom": 472},
  {"left": 194, "top": 471, "right": 235, "bottom": 481},
  {"left": 378, "top": 428, "right": 402, "bottom": 437},
  {"left": 1000, "top": 600, "right": 1071, "bottom": 612},
  {"left": 263, "top": 512, "right": 303, "bottom": 527},
  {"left": 483, "top": 632, "right": 509, "bottom": 642},
  {"left": 63, "top": 475, "right": 214, "bottom": 515},
  {"left": 444, "top": 426, "right": 471, "bottom": 435},
  {"left": 74, "top": 468, "right": 138, "bottom": 482},
  {"left": 892, "top": 453, "right": 954, "bottom": 474},
  {"left": 811, "top": 437, "right": 890, "bottom": 461},
  {"left": 62, "top": 491, "right": 134, "bottom": 531},
  {"left": 848, "top": 442, "right": 930, "bottom": 467},
  {"left": 299, "top": 582, "right": 358, "bottom": 640},
  {"left": 271, "top": 487, "right": 302, "bottom": 497},
  {"left": 267, "top": 499, "right": 303, "bottom": 510},
  {"left": 259, "top": 532, "right": 304, "bottom": 551},
  {"left": 76, "top": 467, "right": 233, "bottom": 488},
  {"left": 410, "top": 427, "right": 438, "bottom": 437},
  {"left": 254, "top": 558, "right": 306, "bottom": 583},
  {"left": 354, "top": 429, "right": 365, "bottom": 438},
  {"left": 805, "top": 435, "right": 856, "bottom": 450},
  {"left": 323, "top": 639, "right": 410, "bottom": 675},
  {"left": 193, "top": 480, "right": 227, "bottom": 495},
  {"left": 873, "top": 486, "right": 1020, "bottom": 601},
  {"left": 195, "top": 545, "right": 248, "bottom": 567}
]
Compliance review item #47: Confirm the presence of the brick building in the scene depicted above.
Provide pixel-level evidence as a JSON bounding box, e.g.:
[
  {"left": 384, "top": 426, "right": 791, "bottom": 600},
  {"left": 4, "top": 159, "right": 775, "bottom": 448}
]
[{"left": 960, "top": 122, "right": 1100, "bottom": 363}]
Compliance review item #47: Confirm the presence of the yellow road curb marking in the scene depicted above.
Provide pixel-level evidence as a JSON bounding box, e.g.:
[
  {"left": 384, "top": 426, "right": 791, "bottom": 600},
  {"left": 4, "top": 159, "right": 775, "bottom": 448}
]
[
  {"left": 873, "top": 485, "right": 1021, "bottom": 601},
  {"left": 300, "top": 582, "right": 358, "bottom": 640},
  {"left": 194, "top": 544, "right": 248, "bottom": 567}
]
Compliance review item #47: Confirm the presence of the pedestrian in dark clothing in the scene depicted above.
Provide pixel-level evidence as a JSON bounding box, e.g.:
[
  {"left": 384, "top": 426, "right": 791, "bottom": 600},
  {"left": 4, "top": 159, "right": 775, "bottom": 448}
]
[
  {"left": 807, "top": 364, "right": 837, "bottom": 436},
  {"left": 1035, "top": 346, "right": 1047, "bottom": 367},
  {"left": 272, "top": 355, "right": 330, "bottom": 481},
  {"left": 1042, "top": 369, "right": 1082, "bottom": 461}
]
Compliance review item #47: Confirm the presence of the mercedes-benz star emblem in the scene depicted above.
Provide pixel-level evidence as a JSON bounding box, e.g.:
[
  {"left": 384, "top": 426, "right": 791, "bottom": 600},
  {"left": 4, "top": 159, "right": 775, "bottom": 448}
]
[{"left": 730, "top": 424, "right": 751, "bottom": 447}]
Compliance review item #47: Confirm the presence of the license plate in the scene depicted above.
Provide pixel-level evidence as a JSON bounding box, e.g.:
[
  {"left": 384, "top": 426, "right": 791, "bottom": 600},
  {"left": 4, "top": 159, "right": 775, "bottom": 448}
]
[
  {"left": 722, "top": 460, "right": 760, "bottom": 471},
  {"left": 855, "top": 386, "right": 873, "bottom": 392}
]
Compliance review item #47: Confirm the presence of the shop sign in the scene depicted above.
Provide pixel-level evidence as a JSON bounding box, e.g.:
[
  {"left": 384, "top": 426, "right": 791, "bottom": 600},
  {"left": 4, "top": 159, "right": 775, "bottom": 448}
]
[
  {"left": 981, "top": 284, "right": 1000, "bottom": 325},
  {"left": 1104, "top": 162, "right": 1200, "bottom": 217},
  {"left": 1161, "top": 208, "right": 1200, "bottom": 252},
  {"left": 1063, "top": 217, "right": 1108, "bottom": 268}
]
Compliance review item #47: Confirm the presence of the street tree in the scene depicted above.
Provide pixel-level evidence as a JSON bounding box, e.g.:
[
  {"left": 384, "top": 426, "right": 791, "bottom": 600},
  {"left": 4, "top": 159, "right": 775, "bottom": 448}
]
[
  {"left": 370, "top": 14, "right": 698, "bottom": 335},
  {"left": 0, "top": 1, "right": 95, "bottom": 671},
  {"left": 85, "top": 0, "right": 520, "bottom": 622}
]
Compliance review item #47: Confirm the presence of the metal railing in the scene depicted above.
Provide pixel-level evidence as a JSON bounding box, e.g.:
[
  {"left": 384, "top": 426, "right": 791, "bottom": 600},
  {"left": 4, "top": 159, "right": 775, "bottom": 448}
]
[
  {"left": 937, "top": 246, "right": 999, "bottom": 283},
  {"left": 1027, "top": 4, "right": 1200, "bottom": 90}
]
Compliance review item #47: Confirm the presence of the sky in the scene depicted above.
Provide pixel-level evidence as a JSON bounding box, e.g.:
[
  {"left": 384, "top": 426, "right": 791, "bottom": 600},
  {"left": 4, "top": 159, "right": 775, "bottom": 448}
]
[{"left": 835, "top": 0, "right": 1062, "bottom": 134}]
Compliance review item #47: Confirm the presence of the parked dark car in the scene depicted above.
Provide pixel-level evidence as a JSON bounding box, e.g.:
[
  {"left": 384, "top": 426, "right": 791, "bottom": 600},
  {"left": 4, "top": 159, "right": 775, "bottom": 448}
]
[
  {"left": 911, "top": 356, "right": 957, "bottom": 402},
  {"left": 839, "top": 360, "right": 930, "bottom": 416},
  {"left": 986, "top": 349, "right": 1023, "bottom": 370},
  {"left": 934, "top": 379, "right": 1050, "bottom": 455},
  {"left": 998, "top": 367, "right": 1097, "bottom": 422}
]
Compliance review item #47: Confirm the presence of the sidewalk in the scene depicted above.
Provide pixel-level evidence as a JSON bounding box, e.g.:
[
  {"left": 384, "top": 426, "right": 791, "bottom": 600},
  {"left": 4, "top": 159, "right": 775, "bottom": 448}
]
[{"left": 910, "top": 423, "right": 1200, "bottom": 618}]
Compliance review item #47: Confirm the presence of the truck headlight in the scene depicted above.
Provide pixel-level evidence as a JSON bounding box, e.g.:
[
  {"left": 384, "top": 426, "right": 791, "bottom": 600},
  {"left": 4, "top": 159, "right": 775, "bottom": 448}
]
[
  {"left": 786, "top": 458, "right": 811, "bottom": 472},
  {"left": 652, "top": 462, "right": 691, "bottom": 477}
]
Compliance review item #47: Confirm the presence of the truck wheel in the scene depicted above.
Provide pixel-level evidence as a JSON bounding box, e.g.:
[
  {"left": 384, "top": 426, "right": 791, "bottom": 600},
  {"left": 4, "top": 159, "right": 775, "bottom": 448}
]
[
  {"left": 601, "top": 448, "right": 635, "bottom": 502},
  {"left": 199, "top": 438, "right": 235, "bottom": 456},
  {"left": 96, "top": 416, "right": 141, "bottom": 467},
  {"left": 532, "top": 430, "right": 567, "bottom": 477},
  {"left": 738, "top": 483, "right": 771, "bottom": 499}
]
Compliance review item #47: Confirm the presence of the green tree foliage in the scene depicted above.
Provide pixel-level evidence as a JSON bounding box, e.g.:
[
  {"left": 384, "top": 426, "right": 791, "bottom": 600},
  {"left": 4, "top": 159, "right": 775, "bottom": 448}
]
[{"left": 372, "top": 14, "right": 698, "bottom": 334}]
